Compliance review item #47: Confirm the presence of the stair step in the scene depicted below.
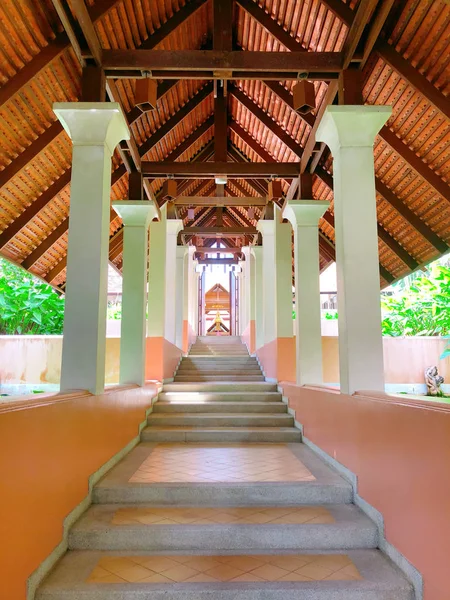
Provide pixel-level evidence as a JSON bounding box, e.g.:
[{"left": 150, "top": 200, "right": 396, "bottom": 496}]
[
  {"left": 141, "top": 426, "right": 301, "bottom": 443},
  {"left": 163, "top": 382, "right": 278, "bottom": 392},
  {"left": 176, "top": 370, "right": 263, "bottom": 376},
  {"left": 147, "top": 414, "right": 294, "bottom": 428},
  {"left": 153, "top": 402, "right": 287, "bottom": 414},
  {"left": 174, "top": 376, "right": 266, "bottom": 382},
  {"left": 69, "top": 504, "right": 378, "bottom": 552},
  {"left": 158, "top": 391, "right": 282, "bottom": 403},
  {"left": 37, "top": 550, "right": 413, "bottom": 600}
]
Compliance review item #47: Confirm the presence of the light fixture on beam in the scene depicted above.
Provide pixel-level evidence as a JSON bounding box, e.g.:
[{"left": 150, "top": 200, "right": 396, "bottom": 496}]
[
  {"left": 292, "top": 79, "right": 315, "bottom": 115},
  {"left": 187, "top": 207, "right": 195, "bottom": 220},
  {"left": 135, "top": 73, "right": 157, "bottom": 112},
  {"left": 215, "top": 175, "right": 227, "bottom": 185},
  {"left": 162, "top": 179, "right": 177, "bottom": 201}
]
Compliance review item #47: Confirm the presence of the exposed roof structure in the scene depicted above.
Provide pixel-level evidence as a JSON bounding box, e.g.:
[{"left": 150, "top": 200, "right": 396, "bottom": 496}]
[{"left": 0, "top": 0, "right": 449, "bottom": 291}]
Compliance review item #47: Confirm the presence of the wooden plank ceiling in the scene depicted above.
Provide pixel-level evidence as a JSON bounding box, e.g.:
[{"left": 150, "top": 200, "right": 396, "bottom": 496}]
[{"left": 0, "top": 0, "right": 449, "bottom": 291}]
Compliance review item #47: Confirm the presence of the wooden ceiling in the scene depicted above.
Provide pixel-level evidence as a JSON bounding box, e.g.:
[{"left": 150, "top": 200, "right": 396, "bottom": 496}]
[{"left": 0, "top": 0, "right": 449, "bottom": 291}]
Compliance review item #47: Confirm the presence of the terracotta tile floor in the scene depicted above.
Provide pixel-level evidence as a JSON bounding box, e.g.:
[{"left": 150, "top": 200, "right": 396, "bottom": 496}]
[
  {"left": 87, "top": 554, "right": 361, "bottom": 583},
  {"left": 129, "top": 443, "right": 315, "bottom": 483},
  {"left": 112, "top": 506, "right": 334, "bottom": 526}
]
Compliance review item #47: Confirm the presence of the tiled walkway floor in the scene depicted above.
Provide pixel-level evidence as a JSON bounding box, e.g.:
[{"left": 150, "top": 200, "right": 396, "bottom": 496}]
[
  {"left": 87, "top": 554, "right": 361, "bottom": 584},
  {"left": 129, "top": 443, "right": 316, "bottom": 483},
  {"left": 112, "top": 506, "right": 335, "bottom": 525}
]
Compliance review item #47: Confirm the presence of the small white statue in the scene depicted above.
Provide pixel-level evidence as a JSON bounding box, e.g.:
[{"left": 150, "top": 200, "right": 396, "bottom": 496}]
[{"left": 425, "top": 365, "right": 444, "bottom": 396}]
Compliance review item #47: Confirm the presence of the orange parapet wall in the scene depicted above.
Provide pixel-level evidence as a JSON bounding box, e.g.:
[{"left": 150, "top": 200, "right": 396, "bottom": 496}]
[
  {"left": 0, "top": 384, "right": 158, "bottom": 600},
  {"left": 242, "top": 321, "right": 256, "bottom": 355},
  {"left": 281, "top": 383, "right": 450, "bottom": 600},
  {"left": 256, "top": 337, "right": 296, "bottom": 382},
  {"left": 145, "top": 337, "right": 182, "bottom": 382}
]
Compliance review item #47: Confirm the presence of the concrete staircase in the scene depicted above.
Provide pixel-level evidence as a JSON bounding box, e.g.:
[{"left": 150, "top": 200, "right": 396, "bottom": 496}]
[{"left": 37, "top": 336, "right": 414, "bottom": 600}]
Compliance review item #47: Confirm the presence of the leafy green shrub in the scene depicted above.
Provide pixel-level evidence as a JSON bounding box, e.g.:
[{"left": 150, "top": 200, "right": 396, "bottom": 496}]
[
  {"left": 382, "top": 265, "right": 450, "bottom": 337},
  {"left": 0, "top": 258, "right": 65, "bottom": 334}
]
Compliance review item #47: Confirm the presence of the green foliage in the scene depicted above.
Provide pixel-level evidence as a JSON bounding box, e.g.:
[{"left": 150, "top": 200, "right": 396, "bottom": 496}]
[
  {"left": 324, "top": 311, "right": 338, "bottom": 320},
  {"left": 107, "top": 302, "right": 122, "bottom": 320},
  {"left": 0, "top": 258, "right": 65, "bottom": 334},
  {"left": 381, "top": 265, "right": 450, "bottom": 339}
]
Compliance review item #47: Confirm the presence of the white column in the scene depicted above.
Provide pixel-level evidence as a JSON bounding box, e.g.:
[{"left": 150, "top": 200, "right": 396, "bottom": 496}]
[
  {"left": 112, "top": 201, "right": 157, "bottom": 386},
  {"left": 257, "top": 207, "right": 293, "bottom": 345},
  {"left": 185, "top": 247, "right": 196, "bottom": 345},
  {"left": 175, "top": 245, "right": 189, "bottom": 350},
  {"left": 317, "top": 105, "right": 391, "bottom": 394},
  {"left": 147, "top": 206, "right": 167, "bottom": 338},
  {"left": 237, "top": 259, "right": 246, "bottom": 335},
  {"left": 165, "top": 219, "right": 183, "bottom": 344},
  {"left": 252, "top": 246, "right": 264, "bottom": 350},
  {"left": 242, "top": 246, "right": 253, "bottom": 328},
  {"left": 192, "top": 267, "right": 200, "bottom": 337},
  {"left": 54, "top": 102, "right": 129, "bottom": 394},
  {"left": 284, "top": 200, "right": 329, "bottom": 386}
]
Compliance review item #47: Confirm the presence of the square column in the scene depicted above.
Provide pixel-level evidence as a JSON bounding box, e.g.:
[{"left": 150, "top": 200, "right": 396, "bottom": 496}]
[
  {"left": 175, "top": 245, "right": 189, "bottom": 351},
  {"left": 112, "top": 201, "right": 157, "bottom": 386},
  {"left": 257, "top": 207, "right": 293, "bottom": 344},
  {"left": 252, "top": 246, "right": 264, "bottom": 350},
  {"left": 242, "top": 246, "right": 256, "bottom": 353},
  {"left": 284, "top": 200, "right": 329, "bottom": 385},
  {"left": 317, "top": 105, "right": 392, "bottom": 394},
  {"left": 147, "top": 206, "right": 167, "bottom": 338},
  {"left": 237, "top": 259, "right": 246, "bottom": 335},
  {"left": 165, "top": 219, "right": 184, "bottom": 344},
  {"left": 53, "top": 102, "right": 129, "bottom": 394}
]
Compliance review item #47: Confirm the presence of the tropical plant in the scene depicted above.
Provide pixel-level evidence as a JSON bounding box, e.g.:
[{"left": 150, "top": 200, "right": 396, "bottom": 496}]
[
  {"left": 0, "top": 258, "right": 65, "bottom": 334},
  {"left": 381, "top": 265, "right": 450, "bottom": 338}
]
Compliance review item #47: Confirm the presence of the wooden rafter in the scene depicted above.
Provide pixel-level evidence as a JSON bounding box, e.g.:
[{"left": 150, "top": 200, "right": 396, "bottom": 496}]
[{"left": 141, "top": 161, "right": 300, "bottom": 178}]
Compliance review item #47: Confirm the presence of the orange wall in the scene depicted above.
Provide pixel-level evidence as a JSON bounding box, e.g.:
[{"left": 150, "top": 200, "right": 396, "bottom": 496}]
[
  {"left": 145, "top": 337, "right": 182, "bottom": 382},
  {"left": 257, "top": 337, "right": 296, "bottom": 382},
  {"left": 281, "top": 383, "right": 450, "bottom": 600},
  {"left": 182, "top": 321, "right": 196, "bottom": 353},
  {"left": 0, "top": 384, "right": 158, "bottom": 600}
]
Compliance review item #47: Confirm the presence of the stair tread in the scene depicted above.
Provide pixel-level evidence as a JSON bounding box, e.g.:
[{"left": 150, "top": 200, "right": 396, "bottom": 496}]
[
  {"left": 37, "top": 549, "right": 413, "bottom": 600},
  {"left": 149, "top": 413, "right": 292, "bottom": 418}
]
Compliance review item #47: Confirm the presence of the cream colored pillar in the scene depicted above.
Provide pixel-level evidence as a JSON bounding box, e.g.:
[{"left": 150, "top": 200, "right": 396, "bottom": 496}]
[
  {"left": 284, "top": 200, "right": 329, "bottom": 385},
  {"left": 147, "top": 206, "right": 167, "bottom": 338},
  {"left": 54, "top": 102, "right": 129, "bottom": 394},
  {"left": 237, "top": 259, "right": 247, "bottom": 335},
  {"left": 165, "top": 219, "right": 184, "bottom": 344},
  {"left": 112, "top": 201, "right": 157, "bottom": 386},
  {"left": 257, "top": 207, "right": 293, "bottom": 345},
  {"left": 175, "top": 245, "right": 189, "bottom": 350},
  {"left": 252, "top": 246, "right": 264, "bottom": 350},
  {"left": 317, "top": 105, "right": 392, "bottom": 394}
]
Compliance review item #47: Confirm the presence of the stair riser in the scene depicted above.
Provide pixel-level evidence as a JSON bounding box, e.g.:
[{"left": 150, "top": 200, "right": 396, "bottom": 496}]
[
  {"left": 153, "top": 403, "right": 287, "bottom": 413},
  {"left": 176, "top": 371, "right": 263, "bottom": 376},
  {"left": 178, "top": 365, "right": 262, "bottom": 370},
  {"left": 174, "top": 377, "right": 266, "bottom": 382},
  {"left": 157, "top": 393, "right": 282, "bottom": 402},
  {"left": 147, "top": 416, "right": 294, "bottom": 427},
  {"left": 141, "top": 430, "right": 301, "bottom": 443},
  {"left": 93, "top": 483, "right": 352, "bottom": 506},
  {"left": 162, "top": 384, "right": 278, "bottom": 392},
  {"left": 69, "top": 524, "right": 378, "bottom": 552}
]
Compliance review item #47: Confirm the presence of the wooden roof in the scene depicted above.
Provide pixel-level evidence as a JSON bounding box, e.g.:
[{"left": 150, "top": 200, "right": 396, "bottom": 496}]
[{"left": 0, "top": 0, "right": 449, "bottom": 291}]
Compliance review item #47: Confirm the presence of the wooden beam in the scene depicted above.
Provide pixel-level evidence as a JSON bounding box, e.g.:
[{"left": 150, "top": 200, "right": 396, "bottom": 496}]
[
  {"left": 197, "top": 247, "right": 242, "bottom": 253},
  {"left": 198, "top": 258, "right": 238, "bottom": 265},
  {"left": 236, "top": 0, "right": 301, "bottom": 52},
  {"left": 51, "top": 0, "right": 86, "bottom": 66},
  {"left": 319, "top": 0, "right": 353, "bottom": 26},
  {"left": 175, "top": 196, "right": 267, "bottom": 207},
  {"left": 139, "top": 82, "right": 213, "bottom": 158},
  {"left": 182, "top": 226, "right": 258, "bottom": 235},
  {"left": 341, "top": 0, "right": 379, "bottom": 69},
  {"left": 230, "top": 86, "right": 303, "bottom": 158},
  {"left": 379, "top": 126, "right": 450, "bottom": 206},
  {"left": 214, "top": 84, "right": 228, "bottom": 162},
  {"left": 142, "top": 161, "right": 300, "bottom": 178},
  {"left": 377, "top": 41, "right": 450, "bottom": 121},
  {"left": 361, "top": 0, "right": 396, "bottom": 67},
  {"left": 0, "top": 0, "right": 120, "bottom": 109},
  {"left": 102, "top": 50, "right": 344, "bottom": 73},
  {"left": 214, "top": 0, "right": 233, "bottom": 52}
]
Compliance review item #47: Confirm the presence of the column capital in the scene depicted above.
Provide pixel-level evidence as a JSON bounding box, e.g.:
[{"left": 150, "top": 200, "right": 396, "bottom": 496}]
[
  {"left": 283, "top": 200, "right": 330, "bottom": 228},
  {"left": 251, "top": 246, "right": 263, "bottom": 259},
  {"left": 176, "top": 245, "right": 189, "bottom": 259},
  {"left": 53, "top": 102, "right": 129, "bottom": 156},
  {"left": 256, "top": 219, "right": 275, "bottom": 236},
  {"left": 316, "top": 105, "right": 392, "bottom": 154},
  {"left": 241, "top": 246, "right": 252, "bottom": 259},
  {"left": 112, "top": 201, "right": 157, "bottom": 227},
  {"left": 166, "top": 218, "right": 183, "bottom": 236}
]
